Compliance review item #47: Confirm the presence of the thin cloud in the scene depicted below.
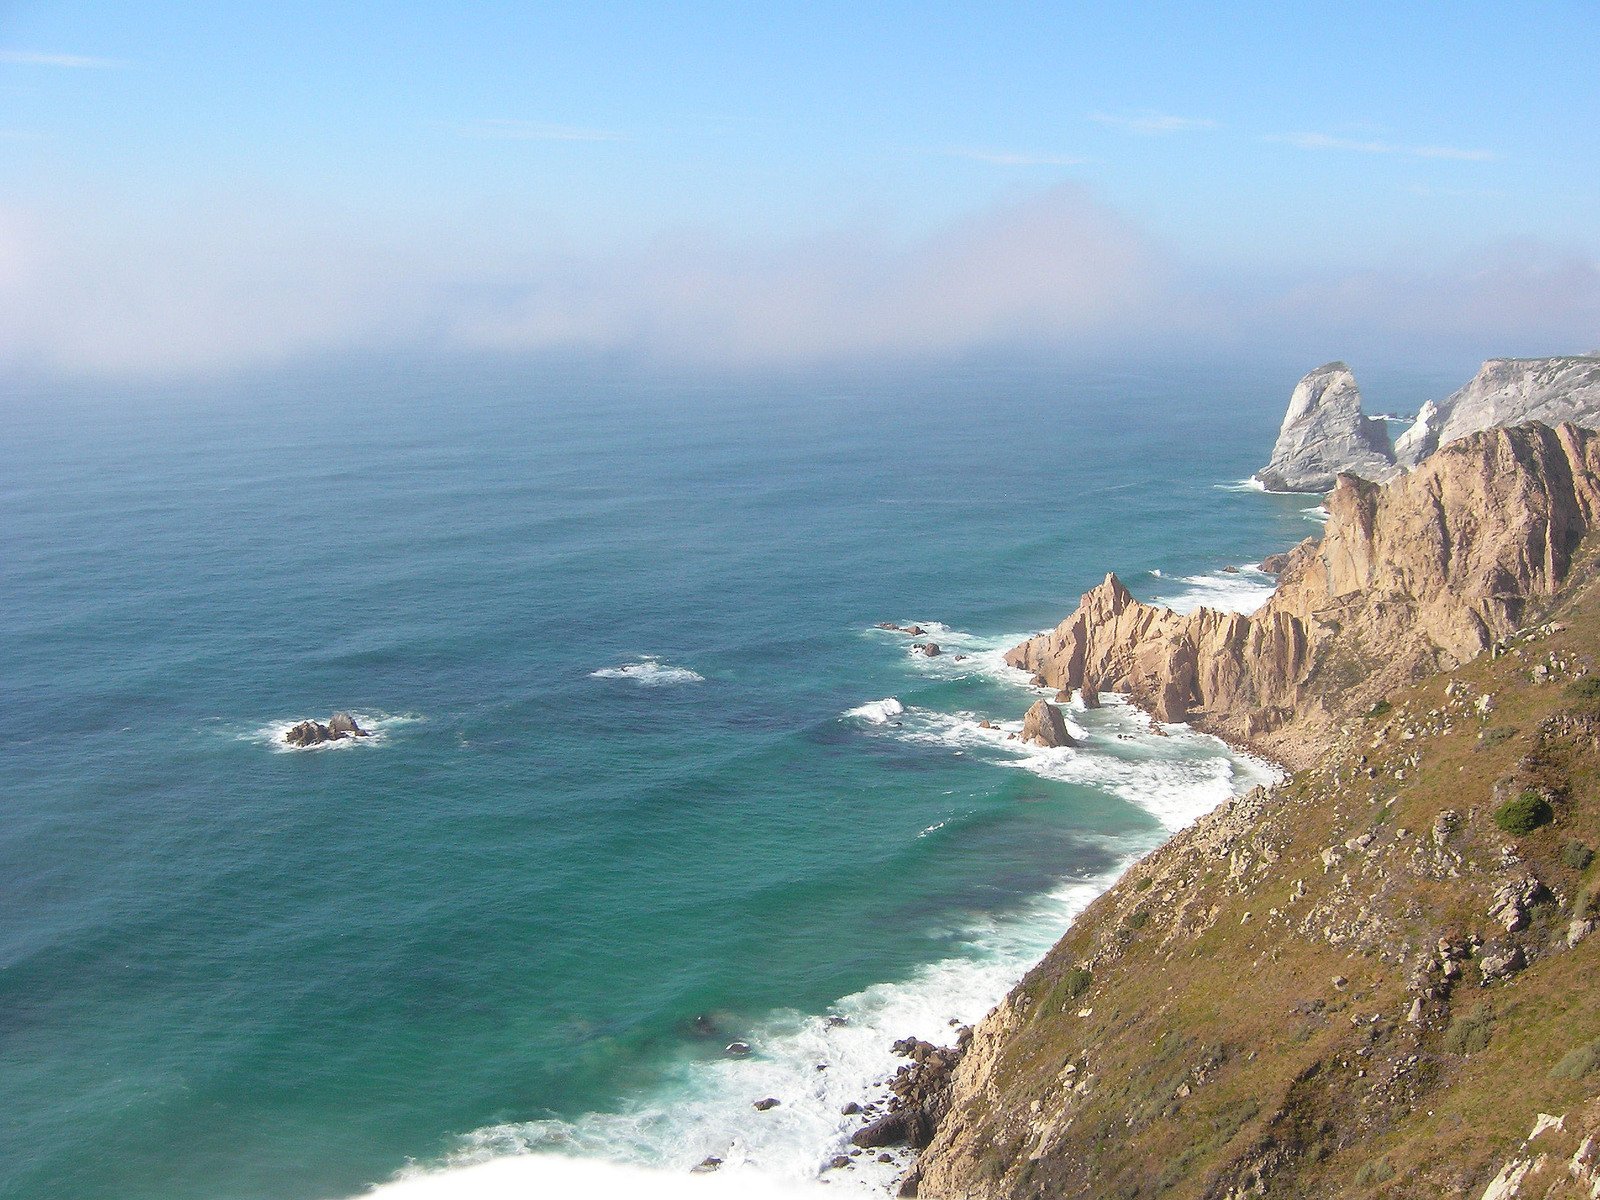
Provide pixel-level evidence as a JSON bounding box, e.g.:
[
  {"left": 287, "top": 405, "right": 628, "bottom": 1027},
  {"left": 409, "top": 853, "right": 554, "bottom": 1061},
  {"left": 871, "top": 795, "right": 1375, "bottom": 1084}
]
[
  {"left": 0, "top": 49, "right": 125, "bottom": 68},
  {"left": 1268, "top": 131, "right": 1495, "bottom": 162},
  {"left": 944, "top": 147, "right": 1087, "bottom": 167},
  {"left": 1088, "top": 111, "right": 1217, "bottom": 135},
  {"left": 455, "top": 119, "right": 627, "bottom": 143}
]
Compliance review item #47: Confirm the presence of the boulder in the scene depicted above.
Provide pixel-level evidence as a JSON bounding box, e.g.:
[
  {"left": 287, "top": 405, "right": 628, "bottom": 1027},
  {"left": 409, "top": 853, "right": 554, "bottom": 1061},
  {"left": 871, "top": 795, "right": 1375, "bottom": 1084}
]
[
  {"left": 920, "top": 643, "right": 941, "bottom": 658},
  {"left": 327, "top": 712, "right": 368, "bottom": 737},
  {"left": 285, "top": 720, "right": 330, "bottom": 747},
  {"left": 1021, "top": 700, "right": 1077, "bottom": 748},
  {"left": 1079, "top": 676, "right": 1101, "bottom": 709},
  {"left": 754, "top": 1097, "right": 781, "bottom": 1111},
  {"left": 1478, "top": 945, "right": 1527, "bottom": 983}
]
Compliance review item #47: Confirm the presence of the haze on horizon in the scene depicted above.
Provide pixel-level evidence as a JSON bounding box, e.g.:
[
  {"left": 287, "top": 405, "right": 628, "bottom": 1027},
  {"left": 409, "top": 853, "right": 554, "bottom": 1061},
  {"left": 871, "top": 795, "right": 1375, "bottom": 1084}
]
[{"left": 1, "top": 1, "right": 1597, "bottom": 385}]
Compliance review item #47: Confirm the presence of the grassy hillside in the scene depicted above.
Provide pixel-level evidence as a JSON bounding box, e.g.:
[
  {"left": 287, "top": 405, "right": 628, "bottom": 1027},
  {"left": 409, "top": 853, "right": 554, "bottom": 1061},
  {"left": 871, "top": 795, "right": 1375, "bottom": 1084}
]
[{"left": 911, "top": 549, "right": 1600, "bottom": 1198}]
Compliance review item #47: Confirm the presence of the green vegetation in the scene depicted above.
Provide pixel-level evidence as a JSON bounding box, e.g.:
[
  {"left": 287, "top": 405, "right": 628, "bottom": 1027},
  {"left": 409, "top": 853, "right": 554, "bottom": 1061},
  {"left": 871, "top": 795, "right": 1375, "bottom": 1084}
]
[
  {"left": 1562, "top": 840, "right": 1595, "bottom": 870},
  {"left": 1354, "top": 1159, "right": 1396, "bottom": 1187},
  {"left": 1443, "top": 1005, "right": 1496, "bottom": 1055},
  {"left": 1366, "top": 699, "right": 1393, "bottom": 719},
  {"left": 1567, "top": 676, "right": 1600, "bottom": 704},
  {"left": 1550, "top": 1040, "right": 1600, "bottom": 1081},
  {"left": 1495, "top": 791, "right": 1555, "bottom": 835}
]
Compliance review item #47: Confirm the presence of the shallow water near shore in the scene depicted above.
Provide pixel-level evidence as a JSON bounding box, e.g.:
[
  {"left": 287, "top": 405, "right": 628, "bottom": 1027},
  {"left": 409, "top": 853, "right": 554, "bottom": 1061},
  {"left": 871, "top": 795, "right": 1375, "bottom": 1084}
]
[{"left": 4, "top": 362, "right": 1362, "bottom": 1199}]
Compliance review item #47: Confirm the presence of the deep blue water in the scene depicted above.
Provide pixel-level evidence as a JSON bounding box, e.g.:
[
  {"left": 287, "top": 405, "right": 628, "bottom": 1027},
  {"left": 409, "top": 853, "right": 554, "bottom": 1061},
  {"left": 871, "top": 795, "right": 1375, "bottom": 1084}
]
[{"left": 2, "top": 361, "right": 1372, "bottom": 1199}]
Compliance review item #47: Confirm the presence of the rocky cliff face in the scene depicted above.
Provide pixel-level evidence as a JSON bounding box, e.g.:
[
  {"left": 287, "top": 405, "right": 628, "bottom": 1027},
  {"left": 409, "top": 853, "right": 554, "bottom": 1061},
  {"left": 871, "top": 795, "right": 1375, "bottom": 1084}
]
[
  {"left": 1395, "top": 356, "right": 1600, "bottom": 469},
  {"left": 907, "top": 559, "right": 1600, "bottom": 1198},
  {"left": 1008, "top": 422, "right": 1600, "bottom": 769},
  {"left": 1254, "top": 362, "right": 1399, "bottom": 492}
]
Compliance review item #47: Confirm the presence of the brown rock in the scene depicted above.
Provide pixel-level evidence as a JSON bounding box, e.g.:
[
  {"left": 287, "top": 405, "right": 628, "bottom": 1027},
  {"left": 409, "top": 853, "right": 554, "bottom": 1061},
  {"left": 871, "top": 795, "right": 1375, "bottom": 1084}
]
[
  {"left": 921, "top": 643, "right": 941, "bottom": 657},
  {"left": 1020, "top": 700, "right": 1077, "bottom": 748},
  {"left": 1004, "top": 424, "right": 1600, "bottom": 767}
]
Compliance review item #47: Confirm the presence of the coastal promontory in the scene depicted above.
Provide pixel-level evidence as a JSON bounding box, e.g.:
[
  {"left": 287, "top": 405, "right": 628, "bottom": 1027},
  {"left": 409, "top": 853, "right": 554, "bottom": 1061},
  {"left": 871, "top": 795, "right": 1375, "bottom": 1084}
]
[{"left": 896, "top": 419, "right": 1600, "bottom": 1197}]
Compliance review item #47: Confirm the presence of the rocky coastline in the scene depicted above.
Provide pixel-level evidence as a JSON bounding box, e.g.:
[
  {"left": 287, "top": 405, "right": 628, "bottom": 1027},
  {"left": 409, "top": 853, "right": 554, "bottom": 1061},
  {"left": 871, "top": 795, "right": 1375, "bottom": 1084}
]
[
  {"left": 875, "top": 419, "right": 1600, "bottom": 1197},
  {"left": 1256, "top": 354, "right": 1600, "bottom": 493}
]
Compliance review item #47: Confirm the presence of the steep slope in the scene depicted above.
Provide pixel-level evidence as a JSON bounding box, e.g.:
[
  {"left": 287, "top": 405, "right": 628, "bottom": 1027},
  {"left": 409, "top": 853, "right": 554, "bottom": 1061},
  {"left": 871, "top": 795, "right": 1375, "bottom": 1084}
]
[
  {"left": 1254, "top": 362, "right": 1399, "bottom": 492},
  {"left": 1008, "top": 422, "right": 1600, "bottom": 770},
  {"left": 907, "top": 553, "right": 1600, "bottom": 1198}
]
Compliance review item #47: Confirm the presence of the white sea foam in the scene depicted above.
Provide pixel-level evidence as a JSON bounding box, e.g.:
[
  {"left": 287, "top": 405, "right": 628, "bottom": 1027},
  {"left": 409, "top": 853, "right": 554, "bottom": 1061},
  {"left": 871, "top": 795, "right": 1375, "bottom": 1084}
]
[
  {"left": 843, "top": 698, "right": 904, "bottom": 724},
  {"left": 1301, "top": 504, "right": 1331, "bottom": 524},
  {"left": 873, "top": 622, "right": 1036, "bottom": 689},
  {"left": 357, "top": 1154, "right": 824, "bottom": 1199},
  {"left": 591, "top": 657, "right": 706, "bottom": 687},
  {"left": 1214, "top": 476, "right": 1268, "bottom": 493},
  {"left": 351, "top": 869, "right": 1122, "bottom": 1199},
  {"left": 246, "top": 711, "right": 422, "bottom": 753},
  {"left": 356, "top": 617, "right": 1278, "bottom": 1198},
  {"left": 1150, "top": 566, "right": 1276, "bottom": 616},
  {"left": 868, "top": 695, "right": 1275, "bottom": 832}
]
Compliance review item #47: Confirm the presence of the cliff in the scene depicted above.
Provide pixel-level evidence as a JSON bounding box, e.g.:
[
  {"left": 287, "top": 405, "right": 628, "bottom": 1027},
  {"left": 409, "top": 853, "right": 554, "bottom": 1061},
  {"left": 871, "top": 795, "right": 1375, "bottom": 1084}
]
[
  {"left": 903, "top": 455, "right": 1600, "bottom": 1197},
  {"left": 1396, "top": 356, "right": 1600, "bottom": 469},
  {"left": 1254, "top": 355, "right": 1600, "bottom": 494},
  {"left": 1255, "top": 362, "right": 1399, "bottom": 492},
  {"left": 1008, "top": 422, "right": 1600, "bottom": 770}
]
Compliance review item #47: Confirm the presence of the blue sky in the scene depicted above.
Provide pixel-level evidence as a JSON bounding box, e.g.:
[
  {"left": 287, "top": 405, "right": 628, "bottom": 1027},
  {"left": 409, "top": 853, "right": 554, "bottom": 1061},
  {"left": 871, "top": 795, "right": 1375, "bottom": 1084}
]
[{"left": 2, "top": 1, "right": 1597, "bottom": 378}]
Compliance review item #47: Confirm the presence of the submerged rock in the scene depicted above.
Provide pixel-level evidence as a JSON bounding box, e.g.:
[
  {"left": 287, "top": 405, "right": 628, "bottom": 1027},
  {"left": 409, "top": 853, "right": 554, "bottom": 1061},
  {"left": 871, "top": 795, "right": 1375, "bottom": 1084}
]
[{"left": 1021, "top": 700, "right": 1077, "bottom": 748}]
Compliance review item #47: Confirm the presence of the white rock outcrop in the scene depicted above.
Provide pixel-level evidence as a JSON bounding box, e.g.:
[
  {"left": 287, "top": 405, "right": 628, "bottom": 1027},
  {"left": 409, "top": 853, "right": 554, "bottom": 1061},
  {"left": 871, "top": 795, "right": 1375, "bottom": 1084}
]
[
  {"left": 1394, "top": 355, "right": 1600, "bottom": 468},
  {"left": 1254, "top": 362, "right": 1399, "bottom": 492}
]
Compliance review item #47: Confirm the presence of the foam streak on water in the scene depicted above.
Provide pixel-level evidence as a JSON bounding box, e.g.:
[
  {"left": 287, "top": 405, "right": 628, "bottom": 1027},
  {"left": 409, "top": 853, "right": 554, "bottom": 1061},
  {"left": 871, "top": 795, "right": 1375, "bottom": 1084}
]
[{"left": 590, "top": 657, "right": 707, "bottom": 686}]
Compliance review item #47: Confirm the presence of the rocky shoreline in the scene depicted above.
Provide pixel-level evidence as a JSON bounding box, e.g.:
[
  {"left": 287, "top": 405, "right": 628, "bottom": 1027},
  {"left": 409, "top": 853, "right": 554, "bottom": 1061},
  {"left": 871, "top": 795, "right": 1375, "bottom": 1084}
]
[{"left": 876, "top": 419, "right": 1600, "bottom": 1197}]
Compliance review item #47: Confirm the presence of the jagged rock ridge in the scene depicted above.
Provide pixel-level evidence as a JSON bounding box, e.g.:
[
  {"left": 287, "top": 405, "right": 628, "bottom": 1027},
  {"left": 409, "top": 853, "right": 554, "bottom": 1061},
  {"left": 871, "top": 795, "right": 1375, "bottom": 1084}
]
[
  {"left": 1396, "top": 355, "right": 1600, "bottom": 469},
  {"left": 1008, "top": 422, "right": 1600, "bottom": 769}
]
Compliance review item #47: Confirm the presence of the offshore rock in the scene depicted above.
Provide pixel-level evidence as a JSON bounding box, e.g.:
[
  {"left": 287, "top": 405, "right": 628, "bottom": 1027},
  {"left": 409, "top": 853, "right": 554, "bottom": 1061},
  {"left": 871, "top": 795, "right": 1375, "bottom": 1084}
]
[
  {"left": 1396, "top": 355, "right": 1600, "bottom": 468},
  {"left": 1020, "top": 700, "right": 1077, "bottom": 748},
  {"left": 284, "top": 712, "right": 370, "bottom": 746},
  {"left": 1008, "top": 423, "right": 1600, "bottom": 768},
  {"left": 1254, "top": 362, "right": 1399, "bottom": 492}
]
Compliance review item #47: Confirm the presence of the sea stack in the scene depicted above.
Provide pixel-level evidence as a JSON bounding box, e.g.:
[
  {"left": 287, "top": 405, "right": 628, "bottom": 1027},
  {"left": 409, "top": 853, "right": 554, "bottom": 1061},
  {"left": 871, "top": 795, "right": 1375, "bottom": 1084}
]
[
  {"left": 1253, "top": 362, "right": 1398, "bottom": 492},
  {"left": 1020, "top": 700, "right": 1077, "bottom": 748}
]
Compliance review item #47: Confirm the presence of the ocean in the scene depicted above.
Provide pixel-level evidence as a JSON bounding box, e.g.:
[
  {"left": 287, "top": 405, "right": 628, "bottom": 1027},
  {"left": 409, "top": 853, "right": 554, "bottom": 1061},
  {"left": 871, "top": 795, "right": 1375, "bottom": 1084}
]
[{"left": 0, "top": 359, "right": 1408, "bottom": 1199}]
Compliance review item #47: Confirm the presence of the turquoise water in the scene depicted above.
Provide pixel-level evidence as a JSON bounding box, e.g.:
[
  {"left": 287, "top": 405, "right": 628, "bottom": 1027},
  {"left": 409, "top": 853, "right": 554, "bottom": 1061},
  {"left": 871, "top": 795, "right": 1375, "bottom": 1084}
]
[{"left": 4, "top": 362, "right": 1325, "bottom": 1199}]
